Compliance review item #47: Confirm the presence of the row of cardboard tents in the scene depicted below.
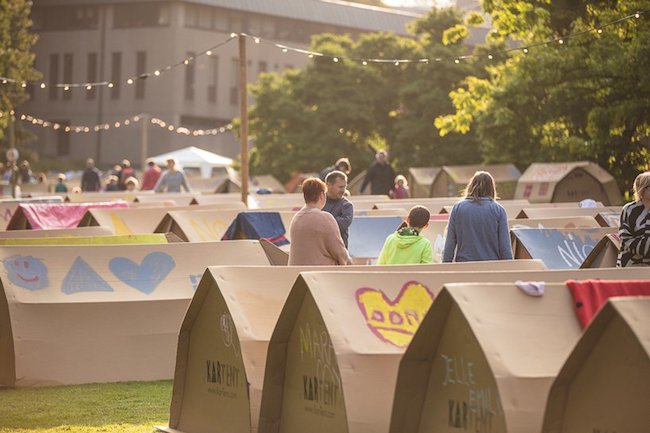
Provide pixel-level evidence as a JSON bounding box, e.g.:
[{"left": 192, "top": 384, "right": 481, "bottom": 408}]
[{"left": 0, "top": 191, "right": 646, "bottom": 433}]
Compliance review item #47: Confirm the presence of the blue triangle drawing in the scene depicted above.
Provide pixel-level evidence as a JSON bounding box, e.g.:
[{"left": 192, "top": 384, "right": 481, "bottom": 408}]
[{"left": 61, "top": 256, "right": 114, "bottom": 295}]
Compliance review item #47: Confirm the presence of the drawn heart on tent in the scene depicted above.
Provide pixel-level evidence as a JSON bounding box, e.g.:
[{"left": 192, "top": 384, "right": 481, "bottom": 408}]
[
  {"left": 355, "top": 281, "right": 435, "bottom": 348},
  {"left": 109, "top": 252, "right": 176, "bottom": 294}
]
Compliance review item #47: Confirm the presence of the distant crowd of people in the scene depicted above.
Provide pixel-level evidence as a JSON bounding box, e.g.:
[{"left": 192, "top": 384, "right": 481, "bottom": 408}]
[{"left": 79, "top": 157, "right": 190, "bottom": 194}]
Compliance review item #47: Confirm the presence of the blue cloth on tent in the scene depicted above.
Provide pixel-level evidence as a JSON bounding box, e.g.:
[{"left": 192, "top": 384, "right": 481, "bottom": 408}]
[{"left": 221, "top": 212, "right": 289, "bottom": 246}]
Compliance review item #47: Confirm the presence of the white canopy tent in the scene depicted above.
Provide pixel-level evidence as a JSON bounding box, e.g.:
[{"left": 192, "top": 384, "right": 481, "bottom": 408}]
[{"left": 149, "top": 146, "right": 234, "bottom": 179}]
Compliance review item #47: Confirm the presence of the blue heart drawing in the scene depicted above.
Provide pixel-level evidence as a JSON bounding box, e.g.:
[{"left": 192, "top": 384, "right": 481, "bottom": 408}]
[{"left": 109, "top": 252, "right": 176, "bottom": 294}]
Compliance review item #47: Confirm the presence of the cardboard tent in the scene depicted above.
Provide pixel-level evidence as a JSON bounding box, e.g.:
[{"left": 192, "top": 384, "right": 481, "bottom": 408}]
[
  {"left": 222, "top": 212, "right": 291, "bottom": 246},
  {"left": 541, "top": 297, "right": 650, "bottom": 433},
  {"left": 6, "top": 201, "right": 128, "bottom": 230},
  {"left": 0, "top": 240, "right": 271, "bottom": 387},
  {"left": 579, "top": 233, "right": 621, "bottom": 268},
  {"left": 259, "top": 265, "right": 564, "bottom": 433},
  {"left": 408, "top": 167, "right": 441, "bottom": 198},
  {"left": 155, "top": 209, "right": 295, "bottom": 242},
  {"left": 390, "top": 270, "right": 650, "bottom": 433},
  {"left": 250, "top": 194, "right": 304, "bottom": 210},
  {"left": 65, "top": 191, "right": 139, "bottom": 203},
  {"left": 160, "top": 260, "right": 545, "bottom": 433},
  {"left": 0, "top": 196, "right": 64, "bottom": 231},
  {"left": 0, "top": 226, "right": 113, "bottom": 239},
  {"left": 509, "top": 216, "right": 600, "bottom": 230},
  {"left": 511, "top": 227, "right": 617, "bottom": 269},
  {"left": 514, "top": 161, "right": 623, "bottom": 205},
  {"left": 595, "top": 210, "right": 620, "bottom": 227},
  {"left": 191, "top": 193, "right": 247, "bottom": 206},
  {"left": 135, "top": 193, "right": 198, "bottom": 206},
  {"left": 516, "top": 206, "right": 621, "bottom": 219},
  {"left": 0, "top": 234, "right": 170, "bottom": 246},
  {"left": 431, "top": 164, "right": 521, "bottom": 199},
  {"left": 150, "top": 146, "right": 233, "bottom": 179},
  {"left": 78, "top": 204, "right": 243, "bottom": 235}
]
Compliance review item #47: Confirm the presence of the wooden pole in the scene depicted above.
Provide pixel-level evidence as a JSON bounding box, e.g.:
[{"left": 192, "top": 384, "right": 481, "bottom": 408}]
[
  {"left": 141, "top": 113, "right": 148, "bottom": 175},
  {"left": 238, "top": 34, "right": 249, "bottom": 205}
]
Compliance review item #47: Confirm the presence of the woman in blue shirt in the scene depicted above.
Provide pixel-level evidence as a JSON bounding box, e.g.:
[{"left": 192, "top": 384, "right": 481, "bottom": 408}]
[
  {"left": 442, "top": 171, "right": 512, "bottom": 262},
  {"left": 154, "top": 158, "right": 191, "bottom": 193}
]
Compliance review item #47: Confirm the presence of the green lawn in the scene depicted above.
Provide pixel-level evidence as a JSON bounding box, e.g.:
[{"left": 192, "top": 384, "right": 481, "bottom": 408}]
[{"left": 0, "top": 380, "right": 172, "bottom": 433}]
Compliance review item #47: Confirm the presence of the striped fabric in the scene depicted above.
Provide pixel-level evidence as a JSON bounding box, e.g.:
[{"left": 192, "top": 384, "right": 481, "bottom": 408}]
[{"left": 617, "top": 201, "right": 650, "bottom": 267}]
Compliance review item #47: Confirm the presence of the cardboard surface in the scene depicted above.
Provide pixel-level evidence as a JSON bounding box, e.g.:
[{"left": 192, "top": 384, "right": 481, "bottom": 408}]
[
  {"left": 514, "top": 161, "right": 623, "bottom": 205},
  {"left": 511, "top": 227, "right": 617, "bottom": 269},
  {"left": 259, "top": 263, "right": 569, "bottom": 433},
  {"left": 348, "top": 216, "right": 403, "bottom": 258},
  {"left": 65, "top": 192, "right": 139, "bottom": 203},
  {"left": 595, "top": 211, "right": 620, "bottom": 227},
  {"left": 162, "top": 260, "right": 545, "bottom": 433},
  {"left": 155, "top": 209, "right": 249, "bottom": 242},
  {"left": 579, "top": 233, "right": 621, "bottom": 268},
  {"left": 7, "top": 201, "right": 129, "bottom": 230},
  {"left": 390, "top": 269, "right": 650, "bottom": 433},
  {"left": 135, "top": 194, "right": 198, "bottom": 206},
  {"left": 0, "top": 226, "right": 113, "bottom": 239},
  {"left": 517, "top": 206, "right": 621, "bottom": 219},
  {"left": 0, "top": 241, "right": 271, "bottom": 387},
  {"left": 79, "top": 204, "right": 238, "bottom": 234},
  {"left": 431, "top": 164, "right": 521, "bottom": 199},
  {"left": 408, "top": 167, "right": 441, "bottom": 198},
  {"left": 509, "top": 216, "right": 600, "bottom": 229},
  {"left": 542, "top": 297, "right": 650, "bottom": 433},
  {"left": 0, "top": 234, "right": 169, "bottom": 246},
  {"left": 0, "top": 196, "right": 64, "bottom": 231}
]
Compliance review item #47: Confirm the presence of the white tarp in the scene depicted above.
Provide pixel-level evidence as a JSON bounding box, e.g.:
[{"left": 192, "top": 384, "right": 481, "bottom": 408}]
[{"left": 149, "top": 146, "right": 233, "bottom": 179}]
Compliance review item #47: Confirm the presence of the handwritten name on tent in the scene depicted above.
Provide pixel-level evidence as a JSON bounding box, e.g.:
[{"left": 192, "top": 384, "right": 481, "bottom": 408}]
[
  {"left": 356, "top": 281, "right": 435, "bottom": 347},
  {"left": 2, "top": 252, "right": 183, "bottom": 294}
]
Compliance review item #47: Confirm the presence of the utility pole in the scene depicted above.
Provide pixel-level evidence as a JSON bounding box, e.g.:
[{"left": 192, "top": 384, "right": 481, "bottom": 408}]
[{"left": 238, "top": 34, "right": 249, "bottom": 205}]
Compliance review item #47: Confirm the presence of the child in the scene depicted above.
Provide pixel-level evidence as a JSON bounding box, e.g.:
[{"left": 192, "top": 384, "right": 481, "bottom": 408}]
[
  {"left": 105, "top": 175, "right": 120, "bottom": 191},
  {"left": 377, "top": 205, "right": 433, "bottom": 264},
  {"left": 124, "top": 176, "right": 139, "bottom": 191},
  {"left": 54, "top": 173, "right": 68, "bottom": 193},
  {"left": 389, "top": 174, "right": 410, "bottom": 199}
]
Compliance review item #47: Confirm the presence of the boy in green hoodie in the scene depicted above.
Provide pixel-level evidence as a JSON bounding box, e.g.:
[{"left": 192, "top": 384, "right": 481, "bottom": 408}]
[{"left": 377, "top": 205, "right": 433, "bottom": 265}]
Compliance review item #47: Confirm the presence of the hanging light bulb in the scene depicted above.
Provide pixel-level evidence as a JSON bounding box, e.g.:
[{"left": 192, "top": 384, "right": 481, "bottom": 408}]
[{"left": 40, "top": 83, "right": 46, "bottom": 89}]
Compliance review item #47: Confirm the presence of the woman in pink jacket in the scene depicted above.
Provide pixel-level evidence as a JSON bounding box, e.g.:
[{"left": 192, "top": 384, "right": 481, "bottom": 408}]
[{"left": 288, "top": 177, "right": 351, "bottom": 266}]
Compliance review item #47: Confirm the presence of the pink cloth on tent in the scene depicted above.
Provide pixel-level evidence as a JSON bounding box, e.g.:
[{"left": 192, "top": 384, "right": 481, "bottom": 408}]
[
  {"left": 565, "top": 279, "right": 650, "bottom": 328},
  {"left": 12, "top": 201, "right": 128, "bottom": 229}
]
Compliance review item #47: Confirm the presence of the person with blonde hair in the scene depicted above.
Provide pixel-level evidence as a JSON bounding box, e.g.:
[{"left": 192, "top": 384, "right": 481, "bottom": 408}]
[
  {"left": 617, "top": 171, "right": 650, "bottom": 267},
  {"left": 442, "top": 170, "right": 512, "bottom": 262},
  {"left": 389, "top": 174, "right": 410, "bottom": 199},
  {"left": 288, "top": 177, "right": 351, "bottom": 266}
]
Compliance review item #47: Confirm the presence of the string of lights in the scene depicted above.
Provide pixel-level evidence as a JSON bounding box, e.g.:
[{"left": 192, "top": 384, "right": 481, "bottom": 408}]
[
  {"left": 0, "top": 111, "right": 234, "bottom": 137},
  {"left": 0, "top": 34, "right": 237, "bottom": 90},
  {"left": 240, "top": 9, "right": 645, "bottom": 65},
  {"left": 0, "top": 10, "right": 644, "bottom": 89}
]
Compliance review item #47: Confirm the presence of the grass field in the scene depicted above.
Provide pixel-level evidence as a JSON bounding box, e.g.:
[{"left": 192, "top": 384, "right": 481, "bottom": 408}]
[{"left": 0, "top": 380, "right": 172, "bottom": 433}]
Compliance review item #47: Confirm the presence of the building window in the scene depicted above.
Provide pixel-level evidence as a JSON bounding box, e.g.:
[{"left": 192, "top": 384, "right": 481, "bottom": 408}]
[
  {"left": 185, "top": 52, "right": 195, "bottom": 101},
  {"left": 62, "top": 53, "right": 73, "bottom": 101},
  {"left": 114, "top": 2, "right": 171, "bottom": 28},
  {"left": 111, "top": 52, "right": 121, "bottom": 100},
  {"left": 87, "top": 52, "right": 97, "bottom": 100},
  {"left": 258, "top": 61, "right": 267, "bottom": 74},
  {"left": 32, "top": 5, "right": 99, "bottom": 31},
  {"left": 57, "top": 121, "right": 71, "bottom": 156},
  {"left": 48, "top": 54, "right": 59, "bottom": 101},
  {"left": 135, "top": 51, "right": 146, "bottom": 100},
  {"left": 230, "top": 58, "right": 239, "bottom": 105},
  {"left": 208, "top": 56, "right": 218, "bottom": 103},
  {"left": 213, "top": 10, "right": 229, "bottom": 32}
]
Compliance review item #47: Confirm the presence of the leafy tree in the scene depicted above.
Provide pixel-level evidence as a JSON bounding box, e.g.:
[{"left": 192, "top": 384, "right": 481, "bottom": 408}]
[
  {"left": 0, "top": 0, "right": 39, "bottom": 142},
  {"left": 246, "top": 8, "right": 484, "bottom": 182},
  {"left": 437, "top": 0, "right": 650, "bottom": 195}
]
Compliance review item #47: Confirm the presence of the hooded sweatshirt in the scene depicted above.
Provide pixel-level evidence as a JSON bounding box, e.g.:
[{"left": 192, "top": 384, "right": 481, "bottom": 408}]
[{"left": 377, "top": 226, "right": 433, "bottom": 265}]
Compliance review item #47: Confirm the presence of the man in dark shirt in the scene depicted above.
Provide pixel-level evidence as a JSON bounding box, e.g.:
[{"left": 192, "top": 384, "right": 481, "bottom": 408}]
[
  {"left": 81, "top": 158, "right": 102, "bottom": 192},
  {"left": 360, "top": 149, "right": 395, "bottom": 195},
  {"left": 323, "top": 170, "right": 354, "bottom": 248}
]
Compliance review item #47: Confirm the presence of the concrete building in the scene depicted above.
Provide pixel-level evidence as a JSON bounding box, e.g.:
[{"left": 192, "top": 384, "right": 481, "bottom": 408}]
[{"left": 23, "top": 0, "right": 421, "bottom": 168}]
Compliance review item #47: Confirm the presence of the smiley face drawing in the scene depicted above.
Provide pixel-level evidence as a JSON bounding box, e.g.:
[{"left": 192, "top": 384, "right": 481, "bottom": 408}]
[{"left": 4, "top": 255, "right": 49, "bottom": 291}]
